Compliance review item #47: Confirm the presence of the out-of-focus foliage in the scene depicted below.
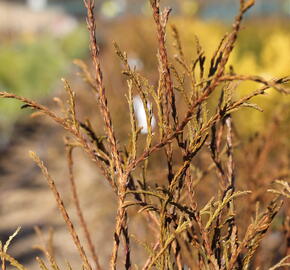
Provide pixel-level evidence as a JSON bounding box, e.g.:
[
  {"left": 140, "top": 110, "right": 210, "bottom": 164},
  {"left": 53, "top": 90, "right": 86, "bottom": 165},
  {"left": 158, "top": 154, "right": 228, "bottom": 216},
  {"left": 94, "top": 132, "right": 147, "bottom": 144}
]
[
  {"left": 0, "top": 26, "right": 88, "bottom": 133},
  {"left": 230, "top": 21, "right": 290, "bottom": 134},
  {"left": 61, "top": 26, "right": 89, "bottom": 60}
]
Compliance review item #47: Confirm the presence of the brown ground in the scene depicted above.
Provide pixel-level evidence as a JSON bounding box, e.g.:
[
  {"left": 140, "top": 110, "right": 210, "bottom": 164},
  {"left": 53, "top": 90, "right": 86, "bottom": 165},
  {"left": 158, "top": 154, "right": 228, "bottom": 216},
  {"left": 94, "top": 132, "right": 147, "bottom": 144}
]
[{"left": 0, "top": 107, "right": 118, "bottom": 269}]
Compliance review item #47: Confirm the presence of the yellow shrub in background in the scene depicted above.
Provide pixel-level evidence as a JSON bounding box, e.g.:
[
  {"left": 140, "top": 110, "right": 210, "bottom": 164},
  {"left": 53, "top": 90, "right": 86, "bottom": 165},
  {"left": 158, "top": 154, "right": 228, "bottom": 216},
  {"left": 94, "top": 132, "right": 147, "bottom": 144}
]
[
  {"left": 261, "top": 31, "right": 290, "bottom": 76},
  {"left": 231, "top": 27, "right": 290, "bottom": 135}
]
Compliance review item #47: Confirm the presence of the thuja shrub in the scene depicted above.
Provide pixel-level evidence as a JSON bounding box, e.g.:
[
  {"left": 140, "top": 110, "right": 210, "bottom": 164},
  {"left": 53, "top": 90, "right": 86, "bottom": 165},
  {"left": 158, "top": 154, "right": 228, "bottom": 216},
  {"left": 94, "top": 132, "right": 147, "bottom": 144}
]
[{"left": 0, "top": 0, "right": 289, "bottom": 269}]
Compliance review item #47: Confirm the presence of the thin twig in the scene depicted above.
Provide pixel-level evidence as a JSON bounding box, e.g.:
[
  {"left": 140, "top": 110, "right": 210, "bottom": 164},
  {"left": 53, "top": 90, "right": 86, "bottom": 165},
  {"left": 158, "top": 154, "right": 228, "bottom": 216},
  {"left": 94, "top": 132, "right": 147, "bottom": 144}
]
[
  {"left": 66, "top": 146, "right": 102, "bottom": 270},
  {"left": 29, "top": 151, "right": 93, "bottom": 270}
]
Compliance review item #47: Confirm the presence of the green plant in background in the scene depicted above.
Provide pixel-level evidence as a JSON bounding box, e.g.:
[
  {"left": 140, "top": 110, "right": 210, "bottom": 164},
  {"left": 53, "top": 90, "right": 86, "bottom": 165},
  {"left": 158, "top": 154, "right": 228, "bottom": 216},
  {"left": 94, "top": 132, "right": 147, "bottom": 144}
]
[
  {"left": 0, "top": 0, "right": 289, "bottom": 269},
  {"left": 61, "top": 26, "right": 90, "bottom": 59},
  {"left": 0, "top": 26, "right": 89, "bottom": 136}
]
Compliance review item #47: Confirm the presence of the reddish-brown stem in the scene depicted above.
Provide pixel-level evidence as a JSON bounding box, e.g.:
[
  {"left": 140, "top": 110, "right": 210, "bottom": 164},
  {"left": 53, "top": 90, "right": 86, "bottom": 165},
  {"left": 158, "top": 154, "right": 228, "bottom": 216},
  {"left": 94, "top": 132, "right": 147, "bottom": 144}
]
[{"left": 67, "top": 146, "right": 102, "bottom": 270}]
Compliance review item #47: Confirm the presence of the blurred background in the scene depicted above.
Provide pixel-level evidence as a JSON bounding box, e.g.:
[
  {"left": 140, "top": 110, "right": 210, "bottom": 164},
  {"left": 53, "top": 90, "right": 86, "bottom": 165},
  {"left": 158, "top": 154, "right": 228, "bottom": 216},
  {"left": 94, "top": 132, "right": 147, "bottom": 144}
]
[
  {"left": 0, "top": 0, "right": 289, "bottom": 269},
  {"left": 0, "top": 0, "right": 290, "bottom": 140}
]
